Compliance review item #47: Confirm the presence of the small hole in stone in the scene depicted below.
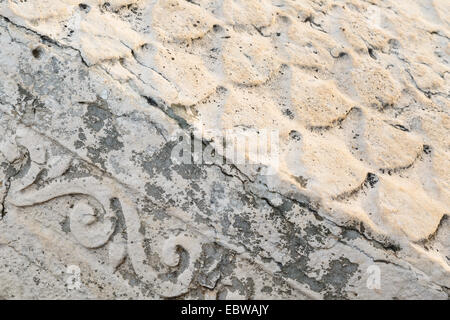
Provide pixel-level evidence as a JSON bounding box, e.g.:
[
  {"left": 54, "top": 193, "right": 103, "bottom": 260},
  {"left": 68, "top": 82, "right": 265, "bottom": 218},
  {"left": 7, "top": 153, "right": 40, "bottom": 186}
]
[
  {"left": 368, "top": 47, "right": 377, "bottom": 60},
  {"left": 213, "top": 24, "right": 223, "bottom": 33},
  {"left": 289, "top": 130, "right": 302, "bottom": 141},
  {"left": 79, "top": 3, "right": 90, "bottom": 12},
  {"left": 32, "top": 47, "right": 43, "bottom": 59}
]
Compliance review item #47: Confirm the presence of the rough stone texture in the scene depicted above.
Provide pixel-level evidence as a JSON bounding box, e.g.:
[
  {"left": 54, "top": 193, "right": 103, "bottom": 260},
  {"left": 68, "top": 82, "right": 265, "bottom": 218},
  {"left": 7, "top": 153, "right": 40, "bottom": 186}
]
[{"left": 0, "top": 0, "right": 448, "bottom": 299}]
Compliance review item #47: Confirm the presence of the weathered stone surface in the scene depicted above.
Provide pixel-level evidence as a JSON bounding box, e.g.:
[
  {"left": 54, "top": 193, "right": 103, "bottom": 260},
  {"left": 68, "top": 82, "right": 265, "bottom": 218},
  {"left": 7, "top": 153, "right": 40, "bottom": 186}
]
[{"left": 0, "top": 0, "right": 448, "bottom": 299}]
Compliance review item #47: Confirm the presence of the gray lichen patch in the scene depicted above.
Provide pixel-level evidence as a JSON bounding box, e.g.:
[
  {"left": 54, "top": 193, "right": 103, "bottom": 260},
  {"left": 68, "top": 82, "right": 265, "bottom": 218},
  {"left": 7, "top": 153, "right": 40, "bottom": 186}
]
[{"left": 79, "top": 99, "right": 124, "bottom": 169}]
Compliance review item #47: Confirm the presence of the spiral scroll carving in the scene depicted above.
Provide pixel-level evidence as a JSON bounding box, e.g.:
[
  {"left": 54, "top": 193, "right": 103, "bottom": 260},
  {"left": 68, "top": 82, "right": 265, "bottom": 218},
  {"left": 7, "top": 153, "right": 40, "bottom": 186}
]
[
  {"left": 8, "top": 161, "right": 203, "bottom": 297},
  {"left": 69, "top": 201, "right": 116, "bottom": 249}
]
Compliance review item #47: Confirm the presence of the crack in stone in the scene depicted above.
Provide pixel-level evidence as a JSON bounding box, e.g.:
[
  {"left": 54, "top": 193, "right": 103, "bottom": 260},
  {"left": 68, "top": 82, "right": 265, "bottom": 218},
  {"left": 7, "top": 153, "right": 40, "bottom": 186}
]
[
  {"left": 0, "top": 15, "right": 90, "bottom": 68},
  {"left": 406, "top": 69, "right": 450, "bottom": 99}
]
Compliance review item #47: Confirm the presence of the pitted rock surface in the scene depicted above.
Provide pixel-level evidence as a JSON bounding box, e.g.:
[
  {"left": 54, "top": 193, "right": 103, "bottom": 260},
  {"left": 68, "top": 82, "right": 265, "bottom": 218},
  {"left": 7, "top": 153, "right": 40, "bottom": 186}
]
[{"left": 0, "top": 0, "right": 448, "bottom": 299}]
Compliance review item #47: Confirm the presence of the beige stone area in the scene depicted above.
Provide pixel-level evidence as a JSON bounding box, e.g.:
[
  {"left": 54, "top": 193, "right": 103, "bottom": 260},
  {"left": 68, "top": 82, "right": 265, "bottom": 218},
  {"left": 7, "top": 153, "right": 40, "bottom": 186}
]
[{"left": 0, "top": 0, "right": 448, "bottom": 299}]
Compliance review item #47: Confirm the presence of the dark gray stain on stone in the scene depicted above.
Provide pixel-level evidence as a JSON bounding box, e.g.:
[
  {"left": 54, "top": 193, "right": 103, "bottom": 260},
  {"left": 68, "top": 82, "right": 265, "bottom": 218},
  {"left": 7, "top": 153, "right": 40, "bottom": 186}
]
[
  {"left": 322, "top": 258, "right": 359, "bottom": 299},
  {"left": 81, "top": 99, "right": 124, "bottom": 169},
  {"left": 136, "top": 141, "right": 176, "bottom": 181},
  {"left": 233, "top": 215, "right": 252, "bottom": 236},
  {"left": 84, "top": 103, "right": 110, "bottom": 132},
  {"left": 60, "top": 216, "right": 70, "bottom": 233},
  {"left": 261, "top": 286, "right": 273, "bottom": 294},
  {"left": 1, "top": 162, "right": 20, "bottom": 179},
  {"left": 136, "top": 140, "right": 207, "bottom": 182},
  {"left": 144, "top": 183, "right": 166, "bottom": 201},
  {"left": 110, "top": 197, "right": 127, "bottom": 240},
  {"left": 196, "top": 243, "right": 226, "bottom": 290},
  {"left": 15, "top": 85, "right": 46, "bottom": 124}
]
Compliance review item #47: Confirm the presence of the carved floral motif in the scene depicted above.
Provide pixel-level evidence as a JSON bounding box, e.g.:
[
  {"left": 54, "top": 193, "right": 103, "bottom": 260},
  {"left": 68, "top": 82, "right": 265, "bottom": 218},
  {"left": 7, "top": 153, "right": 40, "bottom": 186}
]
[{"left": 5, "top": 127, "right": 203, "bottom": 297}]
